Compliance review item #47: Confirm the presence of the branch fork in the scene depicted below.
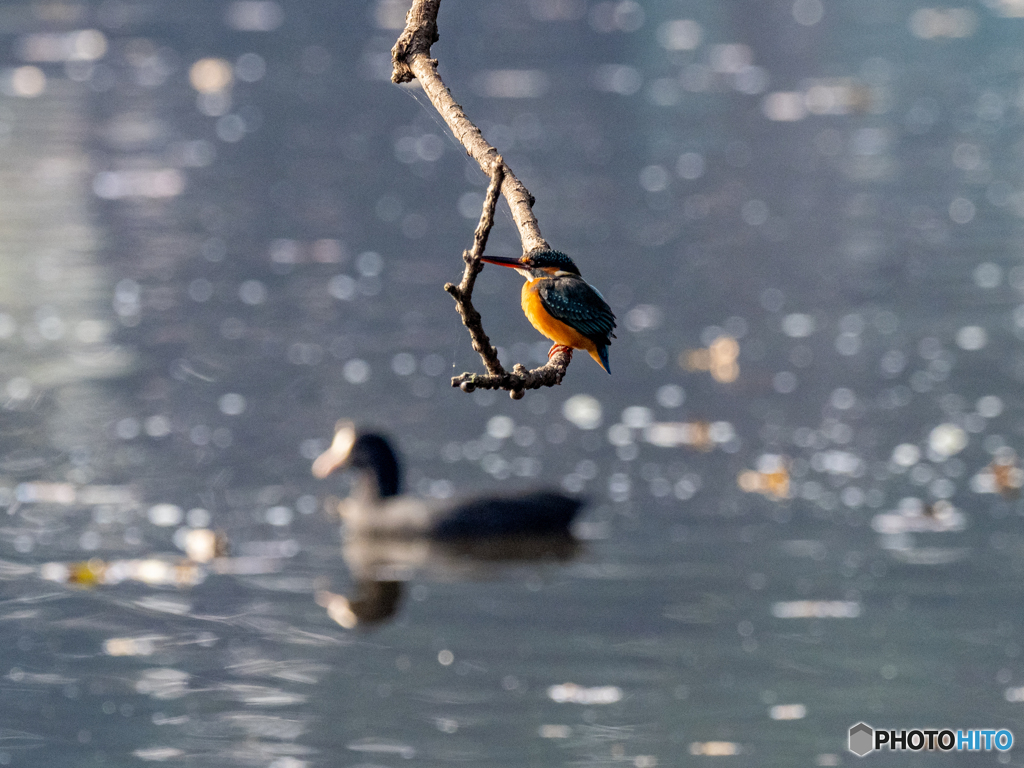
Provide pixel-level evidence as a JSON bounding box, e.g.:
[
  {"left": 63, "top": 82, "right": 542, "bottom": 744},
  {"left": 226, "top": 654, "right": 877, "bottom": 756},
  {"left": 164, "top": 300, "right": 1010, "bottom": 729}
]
[{"left": 391, "top": 0, "right": 571, "bottom": 398}]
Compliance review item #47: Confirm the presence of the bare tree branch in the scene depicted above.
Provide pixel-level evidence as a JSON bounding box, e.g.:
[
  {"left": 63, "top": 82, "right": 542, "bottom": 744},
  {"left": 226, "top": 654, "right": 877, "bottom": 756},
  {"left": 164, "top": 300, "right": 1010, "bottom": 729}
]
[
  {"left": 391, "top": 0, "right": 574, "bottom": 398},
  {"left": 392, "top": 3, "right": 547, "bottom": 252}
]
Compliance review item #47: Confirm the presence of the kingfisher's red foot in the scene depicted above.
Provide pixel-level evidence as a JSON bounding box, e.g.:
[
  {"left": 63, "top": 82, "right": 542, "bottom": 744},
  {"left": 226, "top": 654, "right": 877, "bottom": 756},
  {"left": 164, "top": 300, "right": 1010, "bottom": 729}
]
[{"left": 547, "top": 344, "right": 573, "bottom": 360}]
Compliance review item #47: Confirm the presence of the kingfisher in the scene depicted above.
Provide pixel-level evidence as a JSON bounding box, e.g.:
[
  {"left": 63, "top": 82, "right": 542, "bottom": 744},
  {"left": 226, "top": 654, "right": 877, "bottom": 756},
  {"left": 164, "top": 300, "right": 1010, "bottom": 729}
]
[{"left": 480, "top": 249, "right": 617, "bottom": 373}]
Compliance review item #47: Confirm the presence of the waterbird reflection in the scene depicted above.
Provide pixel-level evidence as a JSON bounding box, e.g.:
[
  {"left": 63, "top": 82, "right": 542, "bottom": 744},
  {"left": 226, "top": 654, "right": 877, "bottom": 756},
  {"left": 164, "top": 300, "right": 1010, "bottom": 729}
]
[
  {"left": 316, "top": 579, "right": 402, "bottom": 628},
  {"left": 318, "top": 532, "right": 582, "bottom": 628},
  {"left": 312, "top": 422, "right": 584, "bottom": 626}
]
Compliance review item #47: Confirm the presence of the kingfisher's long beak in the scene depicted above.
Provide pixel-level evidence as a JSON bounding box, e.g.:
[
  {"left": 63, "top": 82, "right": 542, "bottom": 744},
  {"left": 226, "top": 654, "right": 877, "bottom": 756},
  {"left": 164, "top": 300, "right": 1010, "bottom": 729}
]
[{"left": 480, "top": 255, "right": 528, "bottom": 268}]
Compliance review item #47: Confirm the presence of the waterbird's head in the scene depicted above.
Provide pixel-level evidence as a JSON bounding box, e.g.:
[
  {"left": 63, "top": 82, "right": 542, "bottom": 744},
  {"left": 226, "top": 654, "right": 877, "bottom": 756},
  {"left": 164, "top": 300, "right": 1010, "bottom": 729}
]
[
  {"left": 312, "top": 421, "right": 401, "bottom": 498},
  {"left": 480, "top": 248, "right": 581, "bottom": 281}
]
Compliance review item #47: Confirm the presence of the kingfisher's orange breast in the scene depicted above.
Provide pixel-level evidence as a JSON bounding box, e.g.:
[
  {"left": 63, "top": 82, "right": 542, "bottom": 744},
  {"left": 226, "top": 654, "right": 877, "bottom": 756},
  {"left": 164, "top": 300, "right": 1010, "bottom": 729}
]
[{"left": 521, "top": 279, "right": 601, "bottom": 362}]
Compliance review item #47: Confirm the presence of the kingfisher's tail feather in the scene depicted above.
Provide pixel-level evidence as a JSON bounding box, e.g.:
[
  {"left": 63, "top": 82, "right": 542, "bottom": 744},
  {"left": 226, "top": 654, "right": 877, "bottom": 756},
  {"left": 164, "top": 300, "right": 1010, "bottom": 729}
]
[{"left": 590, "top": 345, "right": 611, "bottom": 374}]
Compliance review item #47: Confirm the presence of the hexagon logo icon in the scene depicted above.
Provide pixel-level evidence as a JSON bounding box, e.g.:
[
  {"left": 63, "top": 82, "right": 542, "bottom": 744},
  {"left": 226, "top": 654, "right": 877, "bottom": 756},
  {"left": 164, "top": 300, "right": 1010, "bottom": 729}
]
[{"left": 849, "top": 722, "right": 874, "bottom": 757}]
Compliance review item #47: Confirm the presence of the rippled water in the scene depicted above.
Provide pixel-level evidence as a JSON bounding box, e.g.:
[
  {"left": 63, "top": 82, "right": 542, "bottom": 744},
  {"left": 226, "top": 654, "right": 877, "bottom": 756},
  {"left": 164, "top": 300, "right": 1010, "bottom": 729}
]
[{"left": 2, "top": 1, "right": 1024, "bottom": 766}]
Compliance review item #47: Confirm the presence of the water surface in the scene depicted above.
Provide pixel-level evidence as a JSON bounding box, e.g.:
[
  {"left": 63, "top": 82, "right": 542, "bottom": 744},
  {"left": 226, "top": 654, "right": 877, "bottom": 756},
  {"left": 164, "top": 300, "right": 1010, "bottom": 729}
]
[{"left": 1, "top": 1, "right": 1023, "bottom": 766}]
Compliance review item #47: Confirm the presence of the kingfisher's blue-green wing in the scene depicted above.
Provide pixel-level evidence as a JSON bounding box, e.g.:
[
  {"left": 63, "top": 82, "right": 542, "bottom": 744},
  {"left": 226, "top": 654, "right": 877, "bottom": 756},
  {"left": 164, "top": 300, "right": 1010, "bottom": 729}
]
[{"left": 538, "top": 277, "right": 617, "bottom": 345}]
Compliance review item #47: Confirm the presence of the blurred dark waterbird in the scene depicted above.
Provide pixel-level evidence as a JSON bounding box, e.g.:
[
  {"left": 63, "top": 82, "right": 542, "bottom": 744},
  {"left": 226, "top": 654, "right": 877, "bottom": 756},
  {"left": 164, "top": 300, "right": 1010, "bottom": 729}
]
[
  {"left": 480, "top": 248, "right": 617, "bottom": 374},
  {"left": 312, "top": 422, "right": 585, "bottom": 538}
]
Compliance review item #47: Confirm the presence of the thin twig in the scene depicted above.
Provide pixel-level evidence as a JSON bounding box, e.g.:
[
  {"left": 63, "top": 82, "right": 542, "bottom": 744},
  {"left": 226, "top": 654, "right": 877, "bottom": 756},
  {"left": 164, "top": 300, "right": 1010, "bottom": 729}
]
[
  {"left": 392, "top": 0, "right": 573, "bottom": 398},
  {"left": 443, "top": 163, "right": 573, "bottom": 398},
  {"left": 444, "top": 159, "right": 504, "bottom": 376}
]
